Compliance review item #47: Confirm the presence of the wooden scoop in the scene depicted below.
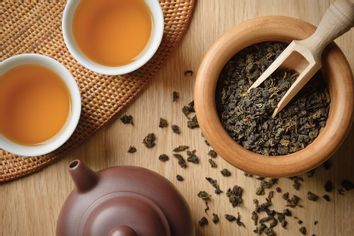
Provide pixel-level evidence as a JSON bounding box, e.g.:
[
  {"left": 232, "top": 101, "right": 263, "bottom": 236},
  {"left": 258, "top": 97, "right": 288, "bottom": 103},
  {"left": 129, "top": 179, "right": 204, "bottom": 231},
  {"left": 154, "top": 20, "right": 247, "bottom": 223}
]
[{"left": 248, "top": 0, "right": 354, "bottom": 118}]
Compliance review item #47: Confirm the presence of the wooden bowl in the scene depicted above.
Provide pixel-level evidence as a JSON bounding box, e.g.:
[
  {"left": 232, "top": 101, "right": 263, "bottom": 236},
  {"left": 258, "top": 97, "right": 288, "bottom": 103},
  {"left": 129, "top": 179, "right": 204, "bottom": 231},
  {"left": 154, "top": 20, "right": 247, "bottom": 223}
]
[{"left": 194, "top": 16, "right": 354, "bottom": 177}]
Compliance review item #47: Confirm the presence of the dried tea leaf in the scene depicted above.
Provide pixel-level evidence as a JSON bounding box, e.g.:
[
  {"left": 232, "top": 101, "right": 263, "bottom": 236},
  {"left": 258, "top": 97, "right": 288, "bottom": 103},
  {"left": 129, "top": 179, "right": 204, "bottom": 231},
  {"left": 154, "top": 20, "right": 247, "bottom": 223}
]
[
  {"left": 225, "top": 214, "right": 236, "bottom": 222},
  {"left": 172, "top": 91, "right": 179, "bottom": 102},
  {"left": 212, "top": 213, "right": 219, "bottom": 224},
  {"left": 324, "top": 180, "right": 333, "bottom": 192},
  {"left": 171, "top": 124, "right": 181, "bottom": 134},
  {"left": 120, "top": 115, "right": 134, "bottom": 125},
  {"left": 159, "top": 118, "right": 168, "bottom": 128},
  {"left": 173, "top": 145, "right": 189, "bottom": 152},
  {"left": 299, "top": 226, "right": 307, "bottom": 235},
  {"left": 187, "top": 115, "right": 199, "bottom": 129},
  {"left": 143, "top": 133, "right": 156, "bottom": 148},
  {"left": 208, "top": 150, "right": 218, "bottom": 158},
  {"left": 199, "top": 217, "right": 208, "bottom": 227},
  {"left": 208, "top": 159, "right": 217, "bottom": 168},
  {"left": 158, "top": 154, "right": 169, "bottom": 162},
  {"left": 221, "top": 169, "right": 231, "bottom": 177},
  {"left": 322, "top": 194, "right": 331, "bottom": 202},
  {"left": 187, "top": 150, "right": 199, "bottom": 164},
  {"left": 176, "top": 175, "right": 184, "bottom": 182},
  {"left": 226, "top": 185, "right": 243, "bottom": 207},
  {"left": 341, "top": 179, "right": 354, "bottom": 191},
  {"left": 206, "top": 177, "right": 223, "bottom": 194},
  {"left": 173, "top": 154, "right": 187, "bottom": 168},
  {"left": 127, "top": 146, "right": 137, "bottom": 153},
  {"left": 307, "top": 192, "right": 320, "bottom": 201}
]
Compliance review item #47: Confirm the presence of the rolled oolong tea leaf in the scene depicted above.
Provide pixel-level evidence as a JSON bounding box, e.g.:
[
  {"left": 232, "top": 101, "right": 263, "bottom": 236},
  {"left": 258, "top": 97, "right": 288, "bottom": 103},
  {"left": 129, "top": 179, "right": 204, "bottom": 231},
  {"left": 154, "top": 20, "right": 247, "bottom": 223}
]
[
  {"left": 226, "top": 185, "right": 243, "bottom": 207},
  {"left": 171, "top": 124, "right": 181, "bottom": 134},
  {"left": 143, "top": 133, "right": 156, "bottom": 148},
  {"left": 299, "top": 226, "right": 307, "bottom": 235},
  {"left": 158, "top": 154, "right": 169, "bottom": 162},
  {"left": 127, "top": 146, "right": 137, "bottom": 153},
  {"left": 205, "top": 177, "right": 223, "bottom": 194},
  {"left": 208, "top": 159, "right": 217, "bottom": 168},
  {"left": 307, "top": 192, "right": 320, "bottom": 201},
  {"left": 159, "top": 118, "right": 168, "bottom": 128},
  {"left": 120, "top": 114, "right": 134, "bottom": 125},
  {"left": 172, "top": 91, "right": 179, "bottom": 102},
  {"left": 225, "top": 214, "right": 236, "bottom": 222},
  {"left": 221, "top": 168, "right": 231, "bottom": 177},
  {"left": 187, "top": 115, "right": 199, "bottom": 129},
  {"left": 322, "top": 194, "right": 331, "bottom": 202},
  {"left": 173, "top": 145, "right": 189, "bottom": 152},
  {"left": 212, "top": 213, "right": 220, "bottom": 224},
  {"left": 187, "top": 150, "right": 200, "bottom": 164},
  {"left": 197, "top": 191, "right": 211, "bottom": 201},
  {"left": 176, "top": 175, "right": 184, "bottom": 182},
  {"left": 236, "top": 212, "right": 246, "bottom": 228},
  {"left": 173, "top": 154, "right": 187, "bottom": 168},
  {"left": 324, "top": 180, "right": 333, "bottom": 192},
  {"left": 216, "top": 41, "right": 330, "bottom": 156},
  {"left": 199, "top": 217, "right": 208, "bottom": 227},
  {"left": 341, "top": 179, "right": 354, "bottom": 191},
  {"left": 208, "top": 149, "right": 218, "bottom": 158}
]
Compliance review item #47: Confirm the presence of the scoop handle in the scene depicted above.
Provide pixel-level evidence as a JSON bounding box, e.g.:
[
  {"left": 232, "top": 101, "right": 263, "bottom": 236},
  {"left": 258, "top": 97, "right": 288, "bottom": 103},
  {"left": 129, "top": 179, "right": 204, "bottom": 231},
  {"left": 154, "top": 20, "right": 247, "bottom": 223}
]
[{"left": 300, "top": 0, "right": 354, "bottom": 57}]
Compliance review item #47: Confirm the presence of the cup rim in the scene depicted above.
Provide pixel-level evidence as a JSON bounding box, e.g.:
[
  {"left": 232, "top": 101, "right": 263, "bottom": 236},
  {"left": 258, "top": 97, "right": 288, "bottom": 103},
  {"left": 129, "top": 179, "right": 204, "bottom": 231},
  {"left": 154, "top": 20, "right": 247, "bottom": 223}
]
[
  {"left": 194, "top": 16, "right": 354, "bottom": 177},
  {"left": 0, "top": 53, "right": 81, "bottom": 157},
  {"left": 62, "top": 0, "right": 164, "bottom": 75}
]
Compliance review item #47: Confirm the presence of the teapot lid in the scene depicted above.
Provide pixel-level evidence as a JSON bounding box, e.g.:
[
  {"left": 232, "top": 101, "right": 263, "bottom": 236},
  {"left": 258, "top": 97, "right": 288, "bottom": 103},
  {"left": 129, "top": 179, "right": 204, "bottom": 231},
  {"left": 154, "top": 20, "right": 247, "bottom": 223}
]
[{"left": 79, "top": 192, "right": 170, "bottom": 236}]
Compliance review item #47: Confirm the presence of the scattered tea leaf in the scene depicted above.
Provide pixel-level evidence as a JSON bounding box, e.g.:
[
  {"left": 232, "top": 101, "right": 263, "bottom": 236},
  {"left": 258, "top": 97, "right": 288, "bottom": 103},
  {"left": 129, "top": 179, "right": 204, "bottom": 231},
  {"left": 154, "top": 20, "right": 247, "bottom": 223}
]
[
  {"left": 324, "top": 180, "right": 333, "bottom": 192},
  {"left": 176, "top": 175, "right": 184, "bottom": 182},
  {"left": 143, "top": 133, "right": 156, "bottom": 148},
  {"left": 127, "top": 146, "right": 137, "bottom": 153},
  {"left": 299, "top": 226, "right": 307, "bottom": 235},
  {"left": 199, "top": 217, "right": 208, "bottom": 227},
  {"left": 341, "top": 179, "right": 354, "bottom": 191},
  {"left": 172, "top": 91, "right": 179, "bottom": 102},
  {"left": 158, "top": 154, "right": 169, "bottom": 162},
  {"left": 226, "top": 185, "right": 243, "bottom": 207},
  {"left": 212, "top": 213, "right": 219, "bottom": 224},
  {"left": 208, "top": 149, "right": 218, "bottom": 158},
  {"left": 208, "top": 159, "right": 217, "bottom": 168},
  {"left": 206, "top": 177, "right": 223, "bottom": 194},
  {"left": 307, "top": 192, "right": 320, "bottom": 201},
  {"left": 173, "top": 154, "right": 187, "bottom": 168},
  {"left": 159, "top": 118, "right": 168, "bottom": 128},
  {"left": 221, "top": 169, "right": 231, "bottom": 177},
  {"left": 171, "top": 124, "right": 181, "bottom": 134},
  {"left": 120, "top": 115, "right": 134, "bottom": 125},
  {"left": 173, "top": 145, "right": 189, "bottom": 152}
]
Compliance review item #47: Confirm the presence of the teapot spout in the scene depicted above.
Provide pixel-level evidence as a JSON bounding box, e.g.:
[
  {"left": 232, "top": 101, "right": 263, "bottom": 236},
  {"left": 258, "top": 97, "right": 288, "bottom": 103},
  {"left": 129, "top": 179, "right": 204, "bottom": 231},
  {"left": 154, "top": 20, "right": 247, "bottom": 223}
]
[{"left": 68, "top": 160, "right": 98, "bottom": 192}]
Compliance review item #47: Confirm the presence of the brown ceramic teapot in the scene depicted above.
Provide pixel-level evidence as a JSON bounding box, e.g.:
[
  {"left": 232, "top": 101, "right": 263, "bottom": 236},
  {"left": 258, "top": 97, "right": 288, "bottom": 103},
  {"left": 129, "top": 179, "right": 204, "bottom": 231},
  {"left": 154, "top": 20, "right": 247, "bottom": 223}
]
[{"left": 57, "top": 160, "right": 193, "bottom": 236}]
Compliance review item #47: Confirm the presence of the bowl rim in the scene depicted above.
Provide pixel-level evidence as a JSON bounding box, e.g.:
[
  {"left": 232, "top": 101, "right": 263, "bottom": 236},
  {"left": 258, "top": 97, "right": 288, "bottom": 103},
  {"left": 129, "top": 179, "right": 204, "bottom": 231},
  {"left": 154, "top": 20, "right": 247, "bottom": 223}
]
[{"left": 194, "top": 16, "right": 354, "bottom": 177}]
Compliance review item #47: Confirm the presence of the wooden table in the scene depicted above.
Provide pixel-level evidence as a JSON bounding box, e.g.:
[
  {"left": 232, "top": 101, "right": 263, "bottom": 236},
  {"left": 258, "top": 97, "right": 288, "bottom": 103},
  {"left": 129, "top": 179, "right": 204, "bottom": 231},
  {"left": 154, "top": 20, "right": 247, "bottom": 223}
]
[{"left": 1, "top": 0, "right": 353, "bottom": 235}]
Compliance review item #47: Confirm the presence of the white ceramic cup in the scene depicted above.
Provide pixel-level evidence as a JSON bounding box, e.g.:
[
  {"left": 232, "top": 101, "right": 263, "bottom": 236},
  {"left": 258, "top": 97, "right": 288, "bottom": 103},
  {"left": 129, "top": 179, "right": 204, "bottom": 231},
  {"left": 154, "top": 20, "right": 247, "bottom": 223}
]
[
  {"left": 62, "top": 0, "right": 164, "bottom": 75},
  {"left": 0, "top": 54, "right": 81, "bottom": 156}
]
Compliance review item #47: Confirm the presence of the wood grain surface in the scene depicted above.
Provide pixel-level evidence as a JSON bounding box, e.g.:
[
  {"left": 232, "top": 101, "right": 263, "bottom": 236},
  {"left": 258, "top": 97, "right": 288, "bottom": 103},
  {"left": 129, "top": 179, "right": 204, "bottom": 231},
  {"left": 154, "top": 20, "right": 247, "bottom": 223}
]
[{"left": 1, "top": 0, "right": 353, "bottom": 235}]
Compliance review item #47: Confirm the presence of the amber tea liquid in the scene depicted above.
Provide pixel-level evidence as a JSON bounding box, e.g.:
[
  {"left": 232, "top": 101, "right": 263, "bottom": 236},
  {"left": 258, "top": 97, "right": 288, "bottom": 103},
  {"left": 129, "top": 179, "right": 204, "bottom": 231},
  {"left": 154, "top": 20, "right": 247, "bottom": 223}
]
[
  {"left": 73, "top": 0, "right": 152, "bottom": 66},
  {"left": 0, "top": 64, "right": 71, "bottom": 146}
]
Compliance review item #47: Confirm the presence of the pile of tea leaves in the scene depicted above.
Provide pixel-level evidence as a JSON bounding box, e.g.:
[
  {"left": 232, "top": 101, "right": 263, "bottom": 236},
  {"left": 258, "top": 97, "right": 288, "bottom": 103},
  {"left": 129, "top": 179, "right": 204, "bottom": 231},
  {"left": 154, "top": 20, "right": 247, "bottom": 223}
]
[{"left": 216, "top": 42, "right": 330, "bottom": 156}]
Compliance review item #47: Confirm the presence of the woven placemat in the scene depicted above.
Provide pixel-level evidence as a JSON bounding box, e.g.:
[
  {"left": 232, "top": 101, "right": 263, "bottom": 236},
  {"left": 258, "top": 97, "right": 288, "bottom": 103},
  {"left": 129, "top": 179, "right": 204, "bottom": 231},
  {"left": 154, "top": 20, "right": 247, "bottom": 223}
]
[{"left": 0, "top": 0, "right": 196, "bottom": 183}]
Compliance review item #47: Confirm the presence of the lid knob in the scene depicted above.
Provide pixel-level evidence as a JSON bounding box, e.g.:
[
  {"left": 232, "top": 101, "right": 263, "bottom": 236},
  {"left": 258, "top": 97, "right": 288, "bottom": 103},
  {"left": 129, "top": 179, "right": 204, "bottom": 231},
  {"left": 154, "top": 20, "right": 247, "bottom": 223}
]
[{"left": 109, "top": 226, "right": 137, "bottom": 236}]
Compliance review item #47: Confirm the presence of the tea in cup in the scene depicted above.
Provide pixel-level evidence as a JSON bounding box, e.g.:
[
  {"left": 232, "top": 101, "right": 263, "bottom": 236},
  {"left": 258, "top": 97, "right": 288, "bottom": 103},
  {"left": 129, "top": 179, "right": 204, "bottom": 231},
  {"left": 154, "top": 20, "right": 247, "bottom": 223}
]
[
  {"left": 0, "top": 54, "right": 81, "bottom": 156},
  {"left": 62, "top": 0, "right": 164, "bottom": 75}
]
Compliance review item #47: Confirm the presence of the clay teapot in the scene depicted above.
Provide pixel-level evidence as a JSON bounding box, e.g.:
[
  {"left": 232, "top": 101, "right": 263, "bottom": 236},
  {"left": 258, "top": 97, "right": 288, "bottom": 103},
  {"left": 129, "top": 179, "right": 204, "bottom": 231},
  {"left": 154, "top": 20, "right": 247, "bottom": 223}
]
[{"left": 57, "top": 160, "right": 193, "bottom": 236}]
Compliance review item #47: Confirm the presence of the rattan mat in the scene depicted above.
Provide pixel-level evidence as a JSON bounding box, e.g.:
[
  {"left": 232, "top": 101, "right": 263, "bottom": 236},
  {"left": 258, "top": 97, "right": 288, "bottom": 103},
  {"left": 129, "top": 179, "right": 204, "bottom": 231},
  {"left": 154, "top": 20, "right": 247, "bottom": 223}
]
[{"left": 0, "top": 0, "right": 196, "bottom": 183}]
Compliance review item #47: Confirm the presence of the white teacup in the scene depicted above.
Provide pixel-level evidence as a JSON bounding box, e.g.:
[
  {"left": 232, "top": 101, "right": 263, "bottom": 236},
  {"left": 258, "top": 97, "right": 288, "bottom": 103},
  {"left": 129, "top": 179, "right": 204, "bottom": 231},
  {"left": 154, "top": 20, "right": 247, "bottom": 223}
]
[
  {"left": 0, "top": 54, "right": 81, "bottom": 156},
  {"left": 62, "top": 0, "right": 164, "bottom": 75}
]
